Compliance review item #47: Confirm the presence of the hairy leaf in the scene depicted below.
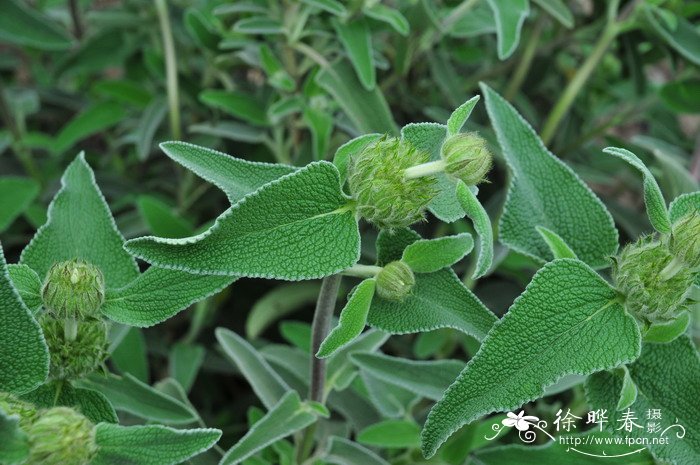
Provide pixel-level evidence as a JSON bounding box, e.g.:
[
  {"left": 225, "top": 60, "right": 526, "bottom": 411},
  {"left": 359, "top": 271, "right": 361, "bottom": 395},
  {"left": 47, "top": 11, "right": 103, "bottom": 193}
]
[
  {"left": 485, "top": 0, "right": 529, "bottom": 59},
  {"left": 535, "top": 226, "right": 578, "bottom": 260},
  {"left": 7, "top": 264, "right": 42, "bottom": 313},
  {"left": 447, "top": 95, "right": 480, "bottom": 136},
  {"left": 170, "top": 343, "right": 205, "bottom": 393},
  {"left": 0, "top": 177, "right": 39, "bottom": 233},
  {"left": 137, "top": 196, "right": 193, "bottom": 239},
  {"left": 300, "top": 0, "right": 346, "bottom": 16},
  {"left": 669, "top": 191, "right": 700, "bottom": 222},
  {"left": 532, "top": 0, "right": 574, "bottom": 28},
  {"left": 200, "top": 90, "right": 268, "bottom": 126},
  {"left": 358, "top": 420, "right": 420, "bottom": 448},
  {"left": 456, "top": 181, "right": 493, "bottom": 278},
  {"left": 402, "top": 233, "right": 473, "bottom": 273},
  {"left": 55, "top": 102, "right": 126, "bottom": 154},
  {"left": 332, "top": 133, "right": 382, "bottom": 183},
  {"left": 0, "top": 0, "right": 73, "bottom": 50},
  {"left": 246, "top": 282, "right": 321, "bottom": 339},
  {"left": 325, "top": 436, "right": 390, "bottom": 465},
  {"left": 333, "top": 18, "right": 375, "bottom": 90},
  {"left": 645, "top": 7, "right": 700, "bottom": 66},
  {"left": 21, "top": 382, "right": 118, "bottom": 423}
]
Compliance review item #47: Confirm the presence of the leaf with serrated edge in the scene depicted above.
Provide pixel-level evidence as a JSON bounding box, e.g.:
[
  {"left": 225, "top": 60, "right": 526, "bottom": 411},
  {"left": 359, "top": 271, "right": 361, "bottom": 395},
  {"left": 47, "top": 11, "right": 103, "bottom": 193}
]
[
  {"left": 102, "top": 267, "right": 234, "bottom": 327},
  {"left": 421, "top": 259, "right": 641, "bottom": 457},
  {"left": 220, "top": 391, "right": 318, "bottom": 465},
  {"left": 160, "top": 141, "right": 296, "bottom": 204},
  {"left": 7, "top": 264, "right": 42, "bottom": 313},
  {"left": 481, "top": 84, "right": 618, "bottom": 268},
  {"left": 21, "top": 382, "right": 117, "bottom": 424},
  {"left": 216, "top": 328, "right": 291, "bottom": 409},
  {"left": 456, "top": 181, "right": 493, "bottom": 278},
  {"left": 125, "top": 162, "right": 360, "bottom": 281},
  {"left": 447, "top": 95, "right": 480, "bottom": 136},
  {"left": 536, "top": 226, "right": 578, "bottom": 260},
  {"left": 485, "top": 0, "right": 529, "bottom": 59},
  {"left": 318, "top": 279, "right": 376, "bottom": 358},
  {"left": 586, "top": 336, "right": 700, "bottom": 465},
  {"left": 0, "top": 244, "right": 48, "bottom": 394},
  {"left": 92, "top": 423, "right": 221, "bottom": 465},
  {"left": 20, "top": 153, "right": 139, "bottom": 287},
  {"left": 402, "top": 233, "right": 473, "bottom": 273},
  {"left": 603, "top": 147, "right": 671, "bottom": 233}
]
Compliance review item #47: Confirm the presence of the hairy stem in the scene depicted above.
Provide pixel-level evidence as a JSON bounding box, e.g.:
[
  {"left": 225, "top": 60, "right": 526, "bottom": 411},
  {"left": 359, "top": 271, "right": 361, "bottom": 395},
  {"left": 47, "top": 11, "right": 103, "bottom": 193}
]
[
  {"left": 404, "top": 160, "right": 446, "bottom": 180},
  {"left": 342, "top": 264, "right": 382, "bottom": 278},
  {"left": 660, "top": 256, "right": 685, "bottom": 281},
  {"left": 155, "top": 0, "right": 181, "bottom": 141}
]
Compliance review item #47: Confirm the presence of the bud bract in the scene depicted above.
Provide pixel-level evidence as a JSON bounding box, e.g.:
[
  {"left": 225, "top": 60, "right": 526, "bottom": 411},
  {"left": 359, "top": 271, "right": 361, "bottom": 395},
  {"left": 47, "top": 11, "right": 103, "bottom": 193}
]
[
  {"left": 41, "top": 260, "right": 105, "bottom": 319},
  {"left": 376, "top": 261, "right": 415, "bottom": 301},
  {"left": 440, "top": 133, "right": 492, "bottom": 185},
  {"left": 40, "top": 317, "right": 108, "bottom": 380},
  {"left": 668, "top": 211, "right": 700, "bottom": 268},
  {"left": 0, "top": 392, "right": 38, "bottom": 428},
  {"left": 348, "top": 136, "right": 436, "bottom": 230},
  {"left": 25, "top": 407, "right": 96, "bottom": 465}
]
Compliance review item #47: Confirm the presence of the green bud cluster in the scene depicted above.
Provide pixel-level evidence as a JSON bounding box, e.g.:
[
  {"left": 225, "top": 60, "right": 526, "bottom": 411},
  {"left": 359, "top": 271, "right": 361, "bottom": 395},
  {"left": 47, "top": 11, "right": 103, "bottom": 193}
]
[
  {"left": 376, "top": 261, "right": 415, "bottom": 301},
  {"left": 348, "top": 136, "right": 437, "bottom": 230},
  {"left": 25, "top": 407, "right": 96, "bottom": 465},
  {"left": 40, "top": 316, "right": 108, "bottom": 380},
  {"left": 42, "top": 260, "right": 105, "bottom": 320},
  {"left": 668, "top": 211, "right": 700, "bottom": 269},
  {"left": 612, "top": 237, "right": 695, "bottom": 325},
  {"left": 440, "top": 133, "right": 492, "bottom": 185},
  {"left": 0, "top": 392, "right": 38, "bottom": 428}
]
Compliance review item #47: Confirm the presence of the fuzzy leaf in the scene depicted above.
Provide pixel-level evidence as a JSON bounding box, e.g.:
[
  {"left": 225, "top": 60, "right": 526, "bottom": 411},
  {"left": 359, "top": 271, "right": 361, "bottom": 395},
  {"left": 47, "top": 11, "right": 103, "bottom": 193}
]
[
  {"left": 532, "top": 0, "right": 574, "bottom": 28},
  {"left": 125, "top": 162, "right": 360, "bottom": 281},
  {"left": 21, "top": 382, "right": 118, "bottom": 423},
  {"left": 481, "top": 84, "right": 618, "bottom": 268},
  {"left": 364, "top": 4, "right": 409, "bottom": 36},
  {"left": 200, "top": 90, "right": 269, "bottom": 126},
  {"left": 7, "top": 264, "right": 42, "bottom": 313},
  {"left": 318, "top": 279, "right": 376, "bottom": 358},
  {"left": 616, "top": 366, "right": 638, "bottom": 410},
  {"left": 535, "top": 226, "right": 578, "bottom": 260},
  {"left": 668, "top": 191, "right": 700, "bottom": 223},
  {"left": 332, "top": 133, "right": 382, "bottom": 182},
  {"left": 92, "top": 423, "right": 221, "bottom": 465},
  {"left": 643, "top": 311, "right": 690, "bottom": 343},
  {"left": 603, "top": 147, "right": 671, "bottom": 233},
  {"left": 102, "top": 266, "right": 234, "bottom": 327},
  {"left": 170, "top": 343, "right": 205, "bottom": 393},
  {"left": 303, "top": 107, "right": 333, "bottom": 160},
  {"left": 455, "top": 181, "right": 493, "bottom": 278},
  {"left": 160, "top": 141, "right": 295, "bottom": 204},
  {"left": 325, "top": 436, "right": 390, "bottom": 465},
  {"left": 333, "top": 18, "right": 375, "bottom": 90},
  {"left": 485, "top": 0, "right": 529, "bottom": 59},
  {"left": 110, "top": 327, "right": 149, "bottom": 382},
  {"left": 360, "top": 370, "right": 417, "bottom": 418},
  {"left": 55, "top": 102, "right": 126, "bottom": 154},
  {"left": 0, "top": 0, "right": 73, "bottom": 50},
  {"left": 447, "top": 95, "right": 480, "bottom": 136},
  {"left": 220, "top": 391, "right": 319, "bottom": 465},
  {"left": 586, "top": 336, "right": 700, "bottom": 465},
  {"left": 421, "top": 259, "right": 642, "bottom": 457},
  {"left": 326, "top": 330, "right": 388, "bottom": 392},
  {"left": 0, "top": 408, "right": 28, "bottom": 464},
  {"left": 137, "top": 196, "right": 193, "bottom": 239},
  {"left": 0, "top": 244, "right": 48, "bottom": 394},
  {"left": 0, "top": 177, "right": 39, "bottom": 232},
  {"left": 358, "top": 420, "right": 420, "bottom": 448},
  {"left": 135, "top": 98, "right": 167, "bottom": 160},
  {"left": 402, "top": 233, "right": 473, "bottom": 273},
  {"left": 216, "top": 328, "right": 291, "bottom": 409},
  {"left": 246, "top": 282, "right": 321, "bottom": 339},
  {"left": 20, "top": 153, "right": 139, "bottom": 287}
]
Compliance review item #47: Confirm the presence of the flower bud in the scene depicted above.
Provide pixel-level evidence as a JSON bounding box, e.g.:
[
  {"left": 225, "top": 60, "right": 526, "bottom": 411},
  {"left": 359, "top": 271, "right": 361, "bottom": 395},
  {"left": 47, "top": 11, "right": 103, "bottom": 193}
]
[
  {"left": 348, "top": 136, "right": 436, "bottom": 230},
  {"left": 25, "top": 407, "right": 96, "bottom": 465},
  {"left": 668, "top": 211, "right": 700, "bottom": 268},
  {"left": 40, "top": 316, "right": 108, "bottom": 380},
  {"left": 612, "top": 237, "right": 695, "bottom": 324},
  {"left": 41, "top": 260, "right": 105, "bottom": 319},
  {"left": 0, "top": 392, "right": 38, "bottom": 428},
  {"left": 440, "top": 133, "right": 492, "bottom": 185},
  {"left": 376, "top": 261, "right": 415, "bottom": 301}
]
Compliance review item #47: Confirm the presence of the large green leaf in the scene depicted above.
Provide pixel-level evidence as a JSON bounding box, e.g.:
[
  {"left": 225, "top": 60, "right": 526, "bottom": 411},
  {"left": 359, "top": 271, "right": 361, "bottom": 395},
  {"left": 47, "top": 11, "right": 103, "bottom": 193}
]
[
  {"left": 0, "top": 0, "right": 73, "bottom": 50},
  {"left": 160, "top": 141, "right": 296, "bottom": 204},
  {"left": 20, "top": 154, "right": 139, "bottom": 287},
  {"left": 481, "top": 84, "right": 618, "bottom": 268},
  {"left": 0, "top": 244, "right": 48, "bottom": 394},
  {"left": 102, "top": 267, "right": 234, "bottom": 327},
  {"left": 421, "top": 259, "right": 641, "bottom": 457},
  {"left": 586, "top": 336, "right": 700, "bottom": 465},
  {"left": 0, "top": 177, "right": 39, "bottom": 233},
  {"left": 485, "top": 0, "right": 530, "bottom": 59},
  {"left": 92, "top": 423, "right": 221, "bottom": 465},
  {"left": 333, "top": 18, "right": 375, "bottom": 90},
  {"left": 125, "top": 162, "right": 360, "bottom": 281},
  {"left": 7, "top": 264, "right": 42, "bottom": 313},
  {"left": 0, "top": 407, "right": 28, "bottom": 465},
  {"left": 20, "top": 381, "right": 118, "bottom": 424}
]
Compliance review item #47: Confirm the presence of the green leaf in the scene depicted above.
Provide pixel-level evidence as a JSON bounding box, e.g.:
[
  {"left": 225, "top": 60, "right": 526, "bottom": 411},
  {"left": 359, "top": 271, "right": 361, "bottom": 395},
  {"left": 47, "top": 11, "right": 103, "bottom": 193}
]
[
  {"left": 0, "top": 244, "right": 48, "bottom": 394},
  {"left": 110, "top": 326, "right": 149, "bottom": 383},
  {"left": 532, "top": 0, "right": 574, "bottom": 28},
  {"left": 259, "top": 44, "right": 295, "bottom": 92},
  {"left": 669, "top": 191, "right": 700, "bottom": 222},
  {"left": 326, "top": 330, "right": 388, "bottom": 392},
  {"left": 358, "top": 420, "right": 420, "bottom": 448},
  {"left": 7, "top": 264, "right": 42, "bottom": 313},
  {"left": 137, "top": 196, "right": 193, "bottom": 239},
  {"left": 402, "top": 233, "right": 473, "bottom": 273},
  {"left": 160, "top": 141, "right": 296, "bottom": 204},
  {"left": 220, "top": 391, "right": 319, "bottom": 465},
  {"left": 455, "top": 181, "right": 494, "bottom": 278},
  {"left": 351, "top": 352, "right": 464, "bottom": 401},
  {"left": 135, "top": 98, "right": 167, "bottom": 161},
  {"left": 303, "top": 107, "right": 334, "bottom": 160},
  {"left": 92, "top": 423, "right": 221, "bottom": 465},
  {"left": 485, "top": 0, "right": 530, "bottom": 59},
  {"left": 0, "top": 408, "right": 28, "bottom": 465},
  {"left": 421, "top": 259, "right": 642, "bottom": 457},
  {"left": 645, "top": 8, "right": 700, "bottom": 66},
  {"left": 316, "top": 59, "right": 398, "bottom": 134},
  {"left": 364, "top": 4, "right": 409, "bottom": 36},
  {"left": 92, "top": 80, "right": 152, "bottom": 109},
  {"left": 586, "top": 336, "right": 700, "bottom": 465},
  {"left": 200, "top": 90, "right": 269, "bottom": 126},
  {"left": 659, "top": 79, "right": 700, "bottom": 113},
  {"left": 535, "top": 226, "right": 578, "bottom": 260},
  {"left": 20, "top": 382, "right": 118, "bottom": 424},
  {"left": 481, "top": 84, "right": 618, "bottom": 268},
  {"left": 325, "top": 436, "right": 390, "bottom": 465},
  {"left": 184, "top": 8, "right": 219, "bottom": 50},
  {"left": 280, "top": 321, "right": 313, "bottom": 352},
  {"left": 216, "top": 328, "right": 291, "bottom": 409},
  {"left": 78, "top": 373, "right": 197, "bottom": 424},
  {"left": 616, "top": 366, "right": 637, "bottom": 410},
  {"left": 246, "top": 282, "right": 321, "bottom": 339},
  {"left": 643, "top": 311, "right": 690, "bottom": 343},
  {"left": 20, "top": 154, "right": 139, "bottom": 288},
  {"left": 55, "top": 102, "right": 127, "bottom": 154},
  {"left": 333, "top": 133, "right": 382, "bottom": 183},
  {"left": 333, "top": 18, "right": 375, "bottom": 91},
  {"left": 318, "top": 279, "right": 376, "bottom": 358},
  {"left": 125, "top": 162, "right": 360, "bottom": 281},
  {"left": 360, "top": 370, "right": 416, "bottom": 418},
  {"left": 603, "top": 147, "right": 671, "bottom": 233},
  {"left": 189, "top": 121, "right": 267, "bottom": 144},
  {"left": 170, "top": 343, "right": 205, "bottom": 393},
  {"left": 233, "top": 17, "right": 284, "bottom": 35},
  {"left": 447, "top": 95, "right": 480, "bottom": 136},
  {"left": 0, "top": 0, "right": 73, "bottom": 50},
  {"left": 102, "top": 266, "right": 233, "bottom": 327},
  {"left": 300, "top": 0, "right": 347, "bottom": 16},
  {"left": 0, "top": 177, "right": 39, "bottom": 232}
]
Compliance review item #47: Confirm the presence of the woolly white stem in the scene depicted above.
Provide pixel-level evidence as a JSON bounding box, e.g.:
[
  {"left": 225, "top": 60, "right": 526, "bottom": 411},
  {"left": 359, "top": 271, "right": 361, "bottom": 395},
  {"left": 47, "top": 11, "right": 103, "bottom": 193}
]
[{"left": 404, "top": 160, "right": 446, "bottom": 180}]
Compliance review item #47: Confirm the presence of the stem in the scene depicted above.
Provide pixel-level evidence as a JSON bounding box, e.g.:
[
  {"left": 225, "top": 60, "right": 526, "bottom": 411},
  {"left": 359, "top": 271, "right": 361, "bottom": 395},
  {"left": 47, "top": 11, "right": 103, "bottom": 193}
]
[
  {"left": 540, "top": 23, "right": 619, "bottom": 145},
  {"left": 68, "top": 0, "right": 84, "bottom": 39},
  {"left": 660, "top": 256, "right": 685, "bottom": 281},
  {"left": 342, "top": 264, "right": 382, "bottom": 278},
  {"left": 505, "top": 17, "right": 544, "bottom": 101},
  {"left": 64, "top": 318, "right": 78, "bottom": 341},
  {"left": 404, "top": 160, "right": 446, "bottom": 180},
  {"left": 155, "top": 0, "right": 181, "bottom": 141}
]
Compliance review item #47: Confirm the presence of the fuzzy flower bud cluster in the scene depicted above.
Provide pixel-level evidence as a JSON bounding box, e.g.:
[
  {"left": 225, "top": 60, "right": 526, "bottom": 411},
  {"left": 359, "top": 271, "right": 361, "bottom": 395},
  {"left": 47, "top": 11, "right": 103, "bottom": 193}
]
[
  {"left": 376, "top": 261, "right": 415, "bottom": 301},
  {"left": 440, "top": 133, "right": 492, "bottom": 185},
  {"left": 668, "top": 211, "right": 700, "bottom": 269},
  {"left": 348, "top": 136, "right": 437, "bottom": 230},
  {"left": 42, "top": 260, "right": 105, "bottom": 320},
  {"left": 25, "top": 407, "right": 97, "bottom": 465}
]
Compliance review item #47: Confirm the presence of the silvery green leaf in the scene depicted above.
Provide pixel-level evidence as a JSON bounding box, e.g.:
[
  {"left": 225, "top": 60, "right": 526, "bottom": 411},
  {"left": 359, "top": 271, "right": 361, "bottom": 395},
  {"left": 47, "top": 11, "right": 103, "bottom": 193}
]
[
  {"left": 535, "top": 226, "right": 578, "bottom": 260},
  {"left": 333, "top": 18, "right": 376, "bottom": 91},
  {"left": 485, "top": 0, "right": 529, "bottom": 59},
  {"left": 455, "top": 181, "right": 493, "bottom": 278},
  {"left": 325, "top": 436, "right": 390, "bottom": 465},
  {"left": 0, "top": 177, "right": 39, "bottom": 233},
  {"left": 402, "top": 233, "right": 473, "bottom": 273},
  {"left": 7, "top": 264, "right": 42, "bottom": 313},
  {"left": 21, "top": 381, "right": 118, "bottom": 424},
  {"left": 0, "top": 0, "right": 73, "bottom": 50}
]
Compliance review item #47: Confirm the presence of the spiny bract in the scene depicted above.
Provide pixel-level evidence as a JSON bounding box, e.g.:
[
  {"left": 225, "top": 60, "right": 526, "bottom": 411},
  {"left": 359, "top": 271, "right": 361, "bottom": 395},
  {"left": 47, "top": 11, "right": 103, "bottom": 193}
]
[
  {"left": 668, "top": 210, "right": 700, "bottom": 269},
  {"left": 40, "top": 316, "right": 108, "bottom": 380},
  {"left": 376, "top": 260, "right": 415, "bottom": 301},
  {"left": 440, "top": 132, "right": 492, "bottom": 185},
  {"left": 41, "top": 260, "right": 105, "bottom": 320},
  {"left": 25, "top": 407, "right": 97, "bottom": 465}
]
